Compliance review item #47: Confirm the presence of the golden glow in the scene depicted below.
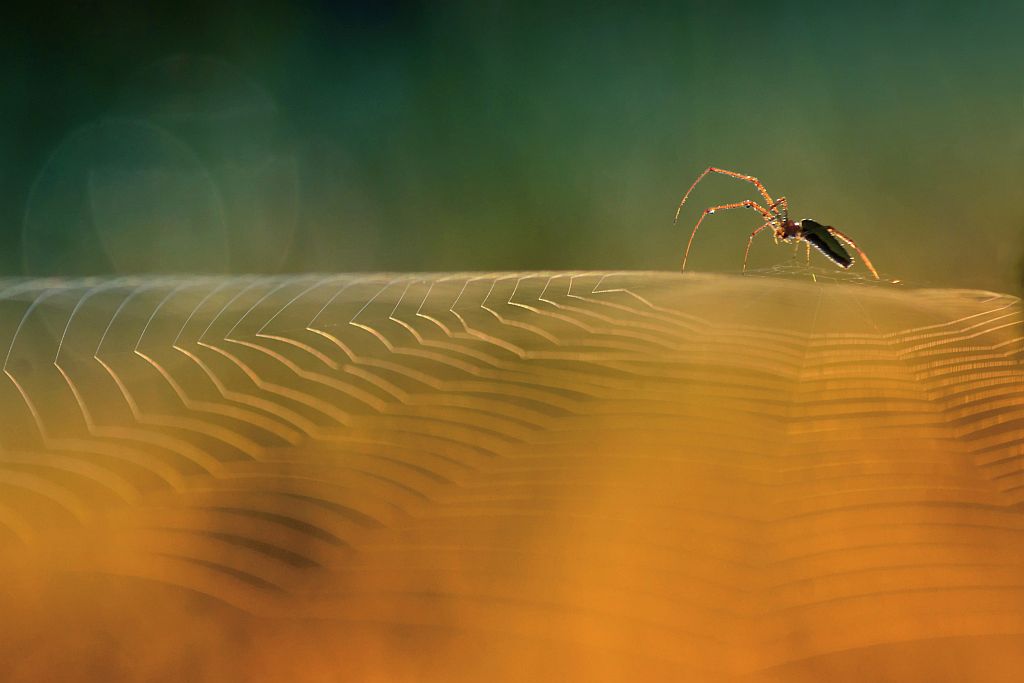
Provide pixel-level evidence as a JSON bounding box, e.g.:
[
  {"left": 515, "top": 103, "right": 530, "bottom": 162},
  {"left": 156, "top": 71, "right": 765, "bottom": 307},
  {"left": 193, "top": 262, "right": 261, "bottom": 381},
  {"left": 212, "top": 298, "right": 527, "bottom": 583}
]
[{"left": 0, "top": 272, "right": 1022, "bottom": 681}]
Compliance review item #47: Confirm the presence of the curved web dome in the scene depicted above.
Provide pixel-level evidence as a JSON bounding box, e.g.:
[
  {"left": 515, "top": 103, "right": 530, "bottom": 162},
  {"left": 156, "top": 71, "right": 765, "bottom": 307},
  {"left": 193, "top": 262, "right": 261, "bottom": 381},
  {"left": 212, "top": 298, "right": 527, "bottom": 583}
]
[{"left": 0, "top": 272, "right": 1022, "bottom": 681}]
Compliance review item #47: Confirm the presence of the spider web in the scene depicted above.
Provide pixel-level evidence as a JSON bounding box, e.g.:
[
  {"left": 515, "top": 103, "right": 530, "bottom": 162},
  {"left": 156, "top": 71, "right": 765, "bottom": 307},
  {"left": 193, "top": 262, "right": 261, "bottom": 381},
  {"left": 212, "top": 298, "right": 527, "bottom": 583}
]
[{"left": 0, "top": 272, "right": 1021, "bottom": 681}]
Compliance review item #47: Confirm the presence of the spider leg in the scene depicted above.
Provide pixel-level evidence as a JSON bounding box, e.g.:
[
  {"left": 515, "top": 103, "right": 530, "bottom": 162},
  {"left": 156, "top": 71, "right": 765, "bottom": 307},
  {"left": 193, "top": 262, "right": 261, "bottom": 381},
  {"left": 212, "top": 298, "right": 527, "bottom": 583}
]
[
  {"left": 826, "top": 227, "right": 880, "bottom": 279},
  {"left": 771, "top": 196, "right": 789, "bottom": 223},
  {"left": 804, "top": 241, "right": 810, "bottom": 265},
  {"left": 674, "top": 167, "right": 776, "bottom": 224},
  {"left": 742, "top": 219, "right": 775, "bottom": 273},
  {"left": 681, "top": 200, "right": 774, "bottom": 272}
]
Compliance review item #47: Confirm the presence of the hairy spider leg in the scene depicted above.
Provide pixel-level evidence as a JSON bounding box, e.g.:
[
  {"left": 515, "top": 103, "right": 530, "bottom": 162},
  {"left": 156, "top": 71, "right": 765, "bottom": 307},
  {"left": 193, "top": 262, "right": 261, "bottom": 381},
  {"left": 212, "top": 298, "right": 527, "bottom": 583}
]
[
  {"left": 785, "top": 240, "right": 808, "bottom": 265},
  {"left": 674, "top": 167, "right": 776, "bottom": 224},
  {"left": 743, "top": 219, "right": 775, "bottom": 273},
  {"left": 826, "top": 227, "right": 880, "bottom": 279},
  {"left": 767, "top": 196, "right": 788, "bottom": 244},
  {"left": 770, "top": 196, "right": 789, "bottom": 222},
  {"left": 681, "top": 200, "right": 775, "bottom": 272}
]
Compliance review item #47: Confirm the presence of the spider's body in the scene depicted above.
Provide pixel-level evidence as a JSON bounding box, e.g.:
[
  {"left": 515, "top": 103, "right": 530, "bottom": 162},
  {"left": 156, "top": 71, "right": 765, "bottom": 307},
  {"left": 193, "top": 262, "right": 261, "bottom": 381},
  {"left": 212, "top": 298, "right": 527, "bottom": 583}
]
[
  {"left": 675, "top": 167, "right": 878, "bottom": 279},
  {"left": 785, "top": 219, "right": 856, "bottom": 269}
]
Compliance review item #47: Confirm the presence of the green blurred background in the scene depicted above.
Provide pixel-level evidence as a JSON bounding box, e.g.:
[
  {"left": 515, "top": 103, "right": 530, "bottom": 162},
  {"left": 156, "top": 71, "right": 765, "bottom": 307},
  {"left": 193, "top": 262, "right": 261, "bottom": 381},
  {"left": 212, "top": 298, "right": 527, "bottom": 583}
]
[{"left": 1, "top": 0, "right": 1022, "bottom": 291}]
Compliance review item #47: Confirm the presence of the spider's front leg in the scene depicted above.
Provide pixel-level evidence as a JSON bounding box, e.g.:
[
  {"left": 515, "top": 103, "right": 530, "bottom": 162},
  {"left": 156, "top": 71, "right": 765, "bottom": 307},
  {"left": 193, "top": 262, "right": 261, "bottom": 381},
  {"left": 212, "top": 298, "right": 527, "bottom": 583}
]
[
  {"left": 681, "top": 200, "right": 774, "bottom": 272},
  {"left": 769, "top": 196, "right": 788, "bottom": 218},
  {"left": 674, "top": 167, "right": 777, "bottom": 224},
  {"left": 743, "top": 219, "right": 775, "bottom": 273},
  {"left": 768, "top": 197, "right": 788, "bottom": 246}
]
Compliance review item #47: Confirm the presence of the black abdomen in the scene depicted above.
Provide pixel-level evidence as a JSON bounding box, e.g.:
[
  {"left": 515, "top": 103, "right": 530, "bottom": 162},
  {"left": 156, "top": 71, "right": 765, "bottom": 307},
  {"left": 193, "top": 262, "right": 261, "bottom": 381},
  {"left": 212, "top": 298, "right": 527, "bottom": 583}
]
[{"left": 801, "top": 219, "right": 853, "bottom": 269}]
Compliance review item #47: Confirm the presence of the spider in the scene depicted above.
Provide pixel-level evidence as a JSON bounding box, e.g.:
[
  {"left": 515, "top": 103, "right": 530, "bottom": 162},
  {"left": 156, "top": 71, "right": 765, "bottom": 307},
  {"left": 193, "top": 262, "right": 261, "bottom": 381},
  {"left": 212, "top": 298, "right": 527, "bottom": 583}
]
[{"left": 674, "top": 166, "right": 879, "bottom": 279}]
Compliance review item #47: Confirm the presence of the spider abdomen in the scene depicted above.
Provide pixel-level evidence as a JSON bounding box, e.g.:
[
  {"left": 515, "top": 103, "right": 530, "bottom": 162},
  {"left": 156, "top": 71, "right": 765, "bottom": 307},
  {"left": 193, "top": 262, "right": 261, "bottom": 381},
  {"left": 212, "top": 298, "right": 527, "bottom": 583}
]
[{"left": 800, "top": 219, "right": 854, "bottom": 269}]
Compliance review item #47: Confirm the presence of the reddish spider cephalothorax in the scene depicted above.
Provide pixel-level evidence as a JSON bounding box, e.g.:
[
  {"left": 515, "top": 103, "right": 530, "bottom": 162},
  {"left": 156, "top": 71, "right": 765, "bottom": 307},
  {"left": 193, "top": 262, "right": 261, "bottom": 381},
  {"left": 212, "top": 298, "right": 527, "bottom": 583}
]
[{"left": 674, "top": 167, "right": 879, "bottom": 279}]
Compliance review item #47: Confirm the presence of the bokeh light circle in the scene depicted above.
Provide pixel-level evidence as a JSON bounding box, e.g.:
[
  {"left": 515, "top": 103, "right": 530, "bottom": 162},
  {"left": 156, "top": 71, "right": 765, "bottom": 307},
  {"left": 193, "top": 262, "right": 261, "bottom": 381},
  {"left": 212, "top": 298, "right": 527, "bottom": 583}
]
[
  {"left": 114, "top": 55, "right": 300, "bottom": 273},
  {"left": 22, "top": 119, "right": 230, "bottom": 275}
]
